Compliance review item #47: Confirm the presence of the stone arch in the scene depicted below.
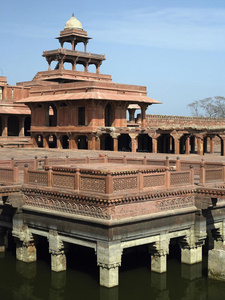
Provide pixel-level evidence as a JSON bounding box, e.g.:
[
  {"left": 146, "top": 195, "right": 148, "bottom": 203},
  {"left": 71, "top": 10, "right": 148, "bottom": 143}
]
[
  {"left": 137, "top": 134, "right": 152, "bottom": 152},
  {"left": 8, "top": 115, "right": 19, "bottom": 136},
  {"left": 105, "top": 103, "right": 115, "bottom": 127},
  {"left": 100, "top": 134, "right": 113, "bottom": 151},
  {"left": 118, "top": 134, "right": 131, "bottom": 152},
  {"left": 157, "top": 134, "right": 174, "bottom": 153},
  {"left": 77, "top": 135, "right": 88, "bottom": 149},
  {"left": 48, "top": 134, "right": 57, "bottom": 148},
  {"left": 24, "top": 116, "right": 31, "bottom": 136}
]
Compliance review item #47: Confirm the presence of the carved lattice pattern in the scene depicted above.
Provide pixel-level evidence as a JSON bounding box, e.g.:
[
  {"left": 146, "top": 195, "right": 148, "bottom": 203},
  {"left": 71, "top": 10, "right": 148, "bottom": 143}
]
[
  {"left": 148, "top": 161, "right": 165, "bottom": 166},
  {"left": 80, "top": 177, "right": 106, "bottom": 193},
  {"left": 156, "top": 196, "right": 194, "bottom": 210},
  {"left": 49, "top": 159, "right": 67, "bottom": 166},
  {"left": 127, "top": 159, "right": 143, "bottom": 165},
  {"left": 24, "top": 195, "right": 109, "bottom": 219},
  {"left": 69, "top": 158, "right": 86, "bottom": 163},
  {"left": 113, "top": 176, "right": 137, "bottom": 191},
  {"left": 143, "top": 174, "right": 165, "bottom": 188},
  {"left": 108, "top": 158, "right": 123, "bottom": 163},
  {"left": 0, "top": 169, "right": 14, "bottom": 182},
  {"left": 170, "top": 172, "right": 190, "bottom": 186},
  {"left": 53, "top": 174, "right": 75, "bottom": 189},
  {"left": 89, "top": 158, "right": 104, "bottom": 163},
  {"left": 205, "top": 169, "right": 223, "bottom": 182},
  {"left": 28, "top": 171, "right": 48, "bottom": 186}
]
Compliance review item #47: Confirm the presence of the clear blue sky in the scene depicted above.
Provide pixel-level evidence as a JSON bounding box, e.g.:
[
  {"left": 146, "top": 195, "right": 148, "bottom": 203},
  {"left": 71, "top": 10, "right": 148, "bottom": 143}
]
[{"left": 1, "top": 0, "right": 225, "bottom": 116}]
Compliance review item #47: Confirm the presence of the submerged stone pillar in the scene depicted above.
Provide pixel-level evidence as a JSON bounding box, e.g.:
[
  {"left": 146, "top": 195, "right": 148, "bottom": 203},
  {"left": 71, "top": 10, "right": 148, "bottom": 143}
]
[
  {"left": 13, "top": 226, "right": 37, "bottom": 263},
  {"left": 149, "top": 235, "right": 170, "bottom": 273},
  {"left": 0, "top": 228, "right": 7, "bottom": 252},
  {"left": 48, "top": 230, "right": 66, "bottom": 272},
  {"left": 179, "top": 229, "right": 205, "bottom": 264},
  {"left": 97, "top": 242, "right": 123, "bottom": 288}
]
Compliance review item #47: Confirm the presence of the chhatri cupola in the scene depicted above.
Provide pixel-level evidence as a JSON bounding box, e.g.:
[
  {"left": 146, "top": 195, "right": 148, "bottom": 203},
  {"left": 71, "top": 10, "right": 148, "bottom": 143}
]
[{"left": 42, "top": 14, "right": 106, "bottom": 80}]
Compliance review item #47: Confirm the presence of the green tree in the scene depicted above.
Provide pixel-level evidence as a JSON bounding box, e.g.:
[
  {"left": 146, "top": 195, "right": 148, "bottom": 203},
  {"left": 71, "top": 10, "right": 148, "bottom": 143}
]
[{"left": 187, "top": 96, "right": 225, "bottom": 118}]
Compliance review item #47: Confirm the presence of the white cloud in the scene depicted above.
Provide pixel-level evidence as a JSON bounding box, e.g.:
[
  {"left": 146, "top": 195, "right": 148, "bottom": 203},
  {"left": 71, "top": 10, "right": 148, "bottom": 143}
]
[{"left": 88, "top": 7, "right": 225, "bottom": 51}]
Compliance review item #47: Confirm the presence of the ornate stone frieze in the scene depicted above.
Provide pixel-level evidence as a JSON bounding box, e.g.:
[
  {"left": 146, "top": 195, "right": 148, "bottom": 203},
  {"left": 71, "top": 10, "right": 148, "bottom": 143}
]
[
  {"left": 156, "top": 195, "right": 195, "bottom": 211},
  {"left": 24, "top": 195, "right": 109, "bottom": 219}
]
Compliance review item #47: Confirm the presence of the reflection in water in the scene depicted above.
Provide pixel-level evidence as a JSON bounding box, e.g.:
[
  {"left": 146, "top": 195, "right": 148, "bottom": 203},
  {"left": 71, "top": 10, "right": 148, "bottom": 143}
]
[{"left": 0, "top": 251, "right": 225, "bottom": 300}]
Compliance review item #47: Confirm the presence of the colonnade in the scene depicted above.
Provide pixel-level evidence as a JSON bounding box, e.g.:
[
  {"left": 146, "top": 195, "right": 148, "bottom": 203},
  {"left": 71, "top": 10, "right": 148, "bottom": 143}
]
[
  {"left": 6, "top": 223, "right": 208, "bottom": 288},
  {"left": 0, "top": 115, "right": 31, "bottom": 137},
  {"left": 32, "top": 131, "right": 225, "bottom": 156}
]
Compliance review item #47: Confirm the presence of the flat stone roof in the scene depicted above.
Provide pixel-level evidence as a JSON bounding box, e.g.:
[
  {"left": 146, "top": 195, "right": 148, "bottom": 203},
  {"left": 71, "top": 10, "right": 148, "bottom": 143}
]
[{"left": 50, "top": 163, "right": 167, "bottom": 174}]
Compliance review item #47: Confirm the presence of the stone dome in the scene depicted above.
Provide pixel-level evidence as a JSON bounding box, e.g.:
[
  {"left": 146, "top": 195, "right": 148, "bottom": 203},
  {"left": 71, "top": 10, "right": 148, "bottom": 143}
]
[{"left": 64, "top": 13, "right": 83, "bottom": 30}]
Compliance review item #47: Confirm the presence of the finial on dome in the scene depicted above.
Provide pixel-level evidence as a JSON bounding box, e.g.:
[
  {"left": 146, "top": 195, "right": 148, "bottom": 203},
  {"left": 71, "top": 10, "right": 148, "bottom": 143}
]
[{"left": 64, "top": 14, "right": 83, "bottom": 30}]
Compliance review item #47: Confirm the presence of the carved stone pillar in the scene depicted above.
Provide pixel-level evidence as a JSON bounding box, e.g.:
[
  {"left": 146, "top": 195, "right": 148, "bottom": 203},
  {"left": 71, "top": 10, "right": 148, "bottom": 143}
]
[
  {"left": 48, "top": 230, "right": 66, "bottom": 272},
  {"left": 97, "top": 242, "right": 123, "bottom": 288},
  {"left": 13, "top": 226, "right": 37, "bottom": 263},
  {"left": 152, "top": 138, "right": 157, "bottom": 153},
  {"left": 197, "top": 136, "right": 204, "bottom": 155},
  {"left": 111, "top": 133, "right": 119, "bottom": 152},
  {"left": 129, "top": 134, "right": 138, "bottom": 153},
  {"left": 95, "top": 136, "right": 101, "bottom": 151},
  {"left": 149, "top": 235, "right": 170, "bottom": 273},
  {"left": 210, "top": 136, "right": 215, "bottom": 154},
  {"left": 43, "top": 135, "right": 49, "bottom": 148},
  {"left": 185, "top": 137, "right": 190, "bottom": 154},
  {"left": 179, "top": 229, "right": 206, "bottom": 264},
  {"left": 57, "top": 136, "right": 62, "bottom": 149}
]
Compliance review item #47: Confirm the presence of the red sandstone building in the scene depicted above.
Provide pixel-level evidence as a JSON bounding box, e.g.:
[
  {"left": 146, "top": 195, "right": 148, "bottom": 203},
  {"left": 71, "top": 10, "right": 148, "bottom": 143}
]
[{"left": 2, "top": 14, "right": 225, "bottom": 155}]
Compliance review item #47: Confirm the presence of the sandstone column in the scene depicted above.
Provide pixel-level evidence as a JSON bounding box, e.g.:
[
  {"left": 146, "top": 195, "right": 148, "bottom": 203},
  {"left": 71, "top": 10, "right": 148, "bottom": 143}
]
[
  {"left": 13, "top": 226, "right": 37, "bottom": 263},
  {"left": 179, "top": 229, "right": 205, "bottom": 264},
  {"left": 97, "top": 242, "right": 123, "bottom": 288},
  {"left": 48, "top": 230, "right": 66, "bottom": 272},
  {"left": 149, "top": 234, "right": 170, "bottom": 273}
]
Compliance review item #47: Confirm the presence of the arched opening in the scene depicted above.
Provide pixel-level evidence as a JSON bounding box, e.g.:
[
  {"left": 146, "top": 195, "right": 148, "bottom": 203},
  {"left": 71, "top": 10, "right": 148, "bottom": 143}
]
[
  {"left": 88, "top": 64, "right": 96, "bottom": 73},
  {"left": 48, "top": 135, "right": 57, "bottom": 148},
  {"left": 217, "top": 135, "right": 224, "bottom": 156},
  {"left": 35, "top": 135, "right": 43, "bottom": 148},
  {"left": 78, "top": 135, "right": 88, "bottom": 149},
  {"left": 51, "top": 61, "right": 58, "bottom": 70},
  {"left": 137, "top": 134, "right": 152, "bottom": 152},
  {"left": 157, "top": 134, "right": 174, "bottom": 153},
  {"left": 179, "top": 134, "right": 189, "bottom": 154},
  {"left": 105, "top": 103, "right": 114, "bottom": 127},
  {"left": 63, "top": 62, "right": 73, "bottom": 70},
  {"left": 118, "top": 134, "right": 131, "bottom": 152},
  {"left": 100, "top": 134, "right": 113, "bottom": 151},
  {"left": 203, "top": 136, "right": 210, "bottom": 154},
  {"left": 76, "top": 64, "right": 85, "bottom": 72},
  {"left": 190, "top": 135, "right": 197, "bottom": 154},
  {"left": 48, "top": 104, "right": 57, "bottom": 127},
  {"left": 24, "top": 116, "right": 31, "bottom": 136},
  {"left": 8, "top": 116, "right": 19, "bottom": 136}
]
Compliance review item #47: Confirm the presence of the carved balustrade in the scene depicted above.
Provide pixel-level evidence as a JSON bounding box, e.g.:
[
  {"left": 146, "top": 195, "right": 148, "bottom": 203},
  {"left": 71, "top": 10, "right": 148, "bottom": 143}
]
[{"left": 24, "top": 166, "right": 194, "bottom": 194}]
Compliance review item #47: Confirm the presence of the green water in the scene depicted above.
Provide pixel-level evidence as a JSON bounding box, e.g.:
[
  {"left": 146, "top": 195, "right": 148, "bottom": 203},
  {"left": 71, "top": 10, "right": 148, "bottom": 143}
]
[{"left": 0, "top": 249, "right": 225, "bottom": 300}]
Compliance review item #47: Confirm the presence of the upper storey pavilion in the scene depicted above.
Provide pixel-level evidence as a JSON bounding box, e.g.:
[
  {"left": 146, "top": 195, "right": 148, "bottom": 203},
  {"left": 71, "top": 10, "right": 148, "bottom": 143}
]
[{"left": 17, "top": 14, "right": 161, "bottom": 151}]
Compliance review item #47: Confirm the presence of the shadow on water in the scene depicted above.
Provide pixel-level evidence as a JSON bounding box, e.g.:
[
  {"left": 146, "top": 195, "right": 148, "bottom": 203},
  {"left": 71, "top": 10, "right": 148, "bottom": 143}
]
[{"left": 0, "top": 241, "right": 225, "bottom": 300}]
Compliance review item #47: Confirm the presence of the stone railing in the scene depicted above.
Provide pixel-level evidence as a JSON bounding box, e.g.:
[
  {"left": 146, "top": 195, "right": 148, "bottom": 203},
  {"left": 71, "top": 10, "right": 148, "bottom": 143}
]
[
  {"left": 24, "top": 166, "right": 194, "bottom": 195},
  {"left": 199, "top": 164, "right": 225, "bottom": 185},
  {"left": 0, "top": 164, "right": 19, "bottom": 184}
]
